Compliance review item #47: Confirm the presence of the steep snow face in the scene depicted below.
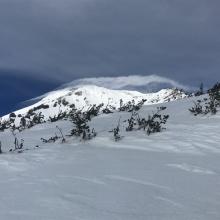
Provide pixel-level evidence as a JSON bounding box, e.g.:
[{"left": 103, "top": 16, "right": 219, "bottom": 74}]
[
  {"left": 61, "top": 75, "right": 191, "bottom": 92},
  {"left": 2, "top": 85, "right": 187, "bottom": 124}
]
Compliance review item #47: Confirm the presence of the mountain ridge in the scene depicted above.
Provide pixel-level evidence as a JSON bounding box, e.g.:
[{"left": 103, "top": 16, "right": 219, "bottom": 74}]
[{"left": 1, "top": 85, "right": 187, "bottom": 129}]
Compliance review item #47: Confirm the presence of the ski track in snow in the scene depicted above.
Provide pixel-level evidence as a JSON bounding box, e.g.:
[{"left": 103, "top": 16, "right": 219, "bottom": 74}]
[
  {"left": 105, "top": 175, "right": 171, "bottom": 191},
  {"left": 167, "top": 163, "right": 216, "bottom": 175}
]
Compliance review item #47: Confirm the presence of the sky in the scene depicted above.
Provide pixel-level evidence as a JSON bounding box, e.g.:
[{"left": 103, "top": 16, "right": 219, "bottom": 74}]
[{"left": 0, "top": 0, "right": 219, "bottom": 115}]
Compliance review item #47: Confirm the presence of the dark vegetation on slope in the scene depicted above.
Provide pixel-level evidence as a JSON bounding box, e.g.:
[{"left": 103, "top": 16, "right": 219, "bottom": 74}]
[
  {"left": 0, "top": 82, "right": 219, "bottom": 154},
  {"left": 189, "top": 83, "right": 220, "bottom": 116},
  {"left": 0, "top": 98, "right": 170, "bottom": 153}
]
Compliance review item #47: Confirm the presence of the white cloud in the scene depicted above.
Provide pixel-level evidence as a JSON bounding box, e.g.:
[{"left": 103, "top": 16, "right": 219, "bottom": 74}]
[{"left": 62, "top": 74, "right": 191, "bottom": 91}]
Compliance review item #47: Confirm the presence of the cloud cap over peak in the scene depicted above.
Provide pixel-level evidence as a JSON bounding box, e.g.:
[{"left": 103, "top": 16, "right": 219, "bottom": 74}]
[{"left": 62, "top": 74, "right": 191, "bottom": 91}]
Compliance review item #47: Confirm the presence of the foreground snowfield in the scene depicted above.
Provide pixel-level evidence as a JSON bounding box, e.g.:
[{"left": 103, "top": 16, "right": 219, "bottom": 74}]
[{"left": 0, "top": 97, "right": 220, "bottom": 220}]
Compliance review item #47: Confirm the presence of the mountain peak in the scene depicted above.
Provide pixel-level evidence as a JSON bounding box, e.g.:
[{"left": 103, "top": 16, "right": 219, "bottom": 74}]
[{"left": 2, "top": 85, "right": 187, "bottom": 128}]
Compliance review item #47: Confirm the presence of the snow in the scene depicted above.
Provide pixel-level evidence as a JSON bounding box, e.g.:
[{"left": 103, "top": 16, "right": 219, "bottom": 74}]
[
  {"left": 2, "top": 85, "right": 187, "bottom": 125},
  {"left": 0, "top": 94, "right": 220, "bottom": 219}
]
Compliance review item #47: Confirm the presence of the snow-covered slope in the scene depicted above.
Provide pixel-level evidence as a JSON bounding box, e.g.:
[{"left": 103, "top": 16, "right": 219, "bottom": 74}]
[
  {"left": 0, "top": 95, "right": 220, "bottom": 220},
  {"left": 2, "top": 85, "right": 187, "bottom": 126}
]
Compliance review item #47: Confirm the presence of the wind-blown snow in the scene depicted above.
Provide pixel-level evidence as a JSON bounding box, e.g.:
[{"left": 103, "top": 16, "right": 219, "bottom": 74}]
[
  {"left": 61, "top": 75, "right": 190, "bottom": 91},
  {"left": 0, "top": 95, "right": 220, "bottom": 220}
]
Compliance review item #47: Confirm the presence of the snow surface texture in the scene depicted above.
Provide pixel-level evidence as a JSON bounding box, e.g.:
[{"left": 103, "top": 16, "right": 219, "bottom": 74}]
[{"left": 0, "top": 94, "right": 220, "bottom": 220}]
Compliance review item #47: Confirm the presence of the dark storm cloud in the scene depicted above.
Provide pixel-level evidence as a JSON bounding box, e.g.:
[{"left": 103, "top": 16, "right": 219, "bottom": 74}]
[{"left": 0, "top": 0, "right": 219, "bottom": 86}]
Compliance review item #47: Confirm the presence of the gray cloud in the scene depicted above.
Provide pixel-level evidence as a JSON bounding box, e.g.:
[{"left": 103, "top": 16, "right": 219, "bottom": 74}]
[{"left": 0, "top": 0, "right": 219, "bottom": 86}]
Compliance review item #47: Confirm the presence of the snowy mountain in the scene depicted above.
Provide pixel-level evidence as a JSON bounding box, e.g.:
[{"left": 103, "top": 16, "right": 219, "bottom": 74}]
[
  {"left": 1, "top": 80, "right": 220, "bottom": 220},
  {"left": 2, "top": 84, "right": 187, "bottom": 127},
  {"left": 0, "top": 92, "right": 220, "bottom": 220}
]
